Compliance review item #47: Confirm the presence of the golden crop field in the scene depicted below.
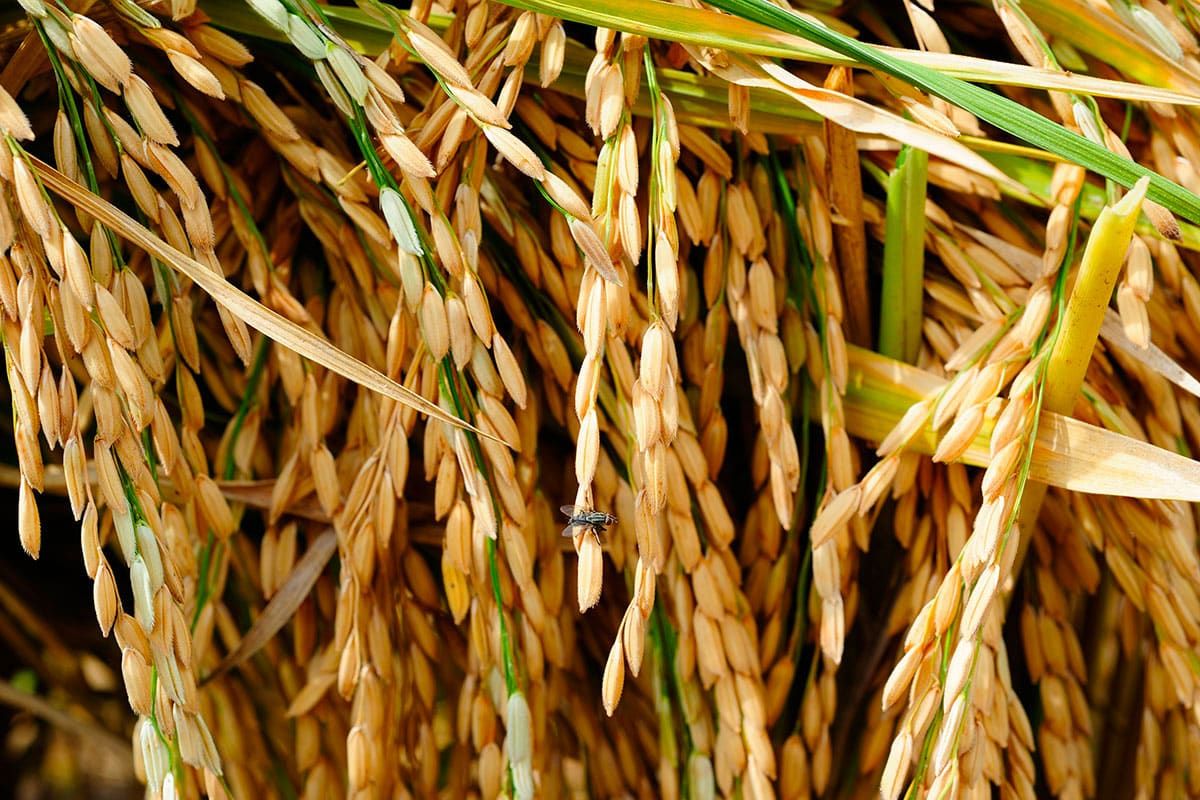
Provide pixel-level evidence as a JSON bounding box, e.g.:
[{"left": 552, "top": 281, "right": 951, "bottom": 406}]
[{"left": 1, "top": 0, "right": 1200, "bottom": 797}]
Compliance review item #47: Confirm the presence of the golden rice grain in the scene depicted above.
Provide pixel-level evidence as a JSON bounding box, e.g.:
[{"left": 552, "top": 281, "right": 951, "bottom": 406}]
[
  {"left": 577, "top": 532, "right": 603, "bottom": 612},
  {"left": 601, "top": 636, "right": 625, "bottom": 716},
  {"left": 809, "top": 486, "right": 860, "bottom": 549},
  {"left": 17, "top": 478, "right": 40, "bottom": 558},
  {"left": 405, "top": 19, "right": 475, "bottom": 89},
  {"left": 485, "top": 126, "right": 547, "bottom": 182},
  {"left": 0, "top": 85, "right": 34, "bottom": 140},
  {"left": 491, "top": 332, "right": 527, "bottom": 408},
  {"left": 93, "top": 555, "right": 119, "bottom": 636},
  {"left": 12, "top": 155, "right": 52, "bottom": 238},
  {"left": 70, "top": 14, "right": 133, "bottom": 92}
]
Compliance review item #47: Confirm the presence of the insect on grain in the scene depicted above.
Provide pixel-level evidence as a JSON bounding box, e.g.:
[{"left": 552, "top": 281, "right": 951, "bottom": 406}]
[{"left": 560, "top": 505, "right": 617, "bottom": 543}]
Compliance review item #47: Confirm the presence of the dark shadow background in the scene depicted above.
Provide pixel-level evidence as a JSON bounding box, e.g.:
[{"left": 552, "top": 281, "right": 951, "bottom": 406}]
[{"left": 0, "top": 486, "right": 138, "bottom": 800}]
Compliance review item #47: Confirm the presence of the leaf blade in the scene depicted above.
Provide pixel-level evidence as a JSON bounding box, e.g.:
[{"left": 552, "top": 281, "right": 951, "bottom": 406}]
[
  {"left": 845, "top": 346, "right": 1200, "bottom": 501},
  {"left": 31, "top": 157, "right": 501, "bottom": 444},
  {"left": 701, "top": 0, "right": 1200, "bottom": 224},
  {"left": 202, "top": 528, "right": 338, "bottom": 683},
  {"left": 203, "top": 0, "right": 1200, "bottom": 106}
]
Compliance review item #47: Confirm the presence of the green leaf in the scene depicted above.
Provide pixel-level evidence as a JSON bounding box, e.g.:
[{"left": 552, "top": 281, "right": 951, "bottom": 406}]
[
  {"left": 984, "top": 152, "right": 1200, "bottom": 251},
  {"left": 203, "top": 0, "right": 1200, "bottom": 107},
  {"left": 701, "top": 0, "right": 1200, "bottom": 224}
]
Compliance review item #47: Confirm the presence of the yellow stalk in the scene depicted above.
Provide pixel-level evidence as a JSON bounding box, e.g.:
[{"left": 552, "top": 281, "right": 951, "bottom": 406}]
[
  {"left": 1041, "top": 177, "right": 1150, "bottom": 417},
  {"left": 1014, "top": 177, "right": 1150, "bottom": 556}
]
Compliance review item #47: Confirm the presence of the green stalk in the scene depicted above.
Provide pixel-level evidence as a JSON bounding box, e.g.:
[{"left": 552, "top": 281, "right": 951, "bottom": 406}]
[
  {"left": 645, "top": 47, "right": 663, "bottom": 312},
  {"left": 437, "top": 367, "right": 518, "bottom": 695},
  {"left": 649, "top": 602, "right": 682, "bottom": 787},
  {"left": 878, "top": 145, "right": 928, "bottom": 364}
]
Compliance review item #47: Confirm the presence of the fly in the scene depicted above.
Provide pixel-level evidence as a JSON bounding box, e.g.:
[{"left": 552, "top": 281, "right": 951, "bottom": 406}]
[{"left": 560, "top": 505, "right": 617, "bottom": 543}]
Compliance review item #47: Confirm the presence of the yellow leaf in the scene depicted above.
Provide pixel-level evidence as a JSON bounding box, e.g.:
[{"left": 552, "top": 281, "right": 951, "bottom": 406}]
[{"left": 846, "top": 346, "right": 1200, "bottom": 501}]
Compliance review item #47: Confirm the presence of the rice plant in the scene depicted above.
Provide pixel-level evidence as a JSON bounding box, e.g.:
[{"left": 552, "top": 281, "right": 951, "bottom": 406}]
[{"left": 2, "top": 0, "right": 1200, "bottom": 797}]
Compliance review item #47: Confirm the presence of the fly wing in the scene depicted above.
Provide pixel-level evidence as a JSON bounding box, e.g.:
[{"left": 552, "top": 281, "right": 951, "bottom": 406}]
[
  {"left": 561, "top": 524, "right": 579, "bottom": 537},
  {"left": 560, "top": 505, "right": 581, "bottom": 518}
]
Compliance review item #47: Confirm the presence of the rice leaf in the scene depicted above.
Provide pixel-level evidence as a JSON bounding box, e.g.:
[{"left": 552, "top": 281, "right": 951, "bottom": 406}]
[
  {"left": 202, "top": 528, "right": 338, "bottom": 683},
  {"left": 204, "top": 0, "right": 1200, "bottom": 106},
  {"left": 846, "top": 346, "right": 1200, "bottom": 500},
  {"left": 984, "top": 152, "right": 1200, "bottom": 250},
  {"left": 701, "top": 0, "right": 1200, "bottom": 224},
  {"left": 30, "top": 157, "right": 502, "bottom": 443},
  {"left": 698, "top": 54, "right": 1015, "bottom": 188},
  {"left": 1024, "top": 0, "right": 1200, "bottom": 94}
]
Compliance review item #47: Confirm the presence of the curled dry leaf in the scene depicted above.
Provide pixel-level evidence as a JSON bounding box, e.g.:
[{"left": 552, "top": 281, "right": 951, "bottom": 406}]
[{"left": 202, "top": 528, "right": 338, "bottom": 683}]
